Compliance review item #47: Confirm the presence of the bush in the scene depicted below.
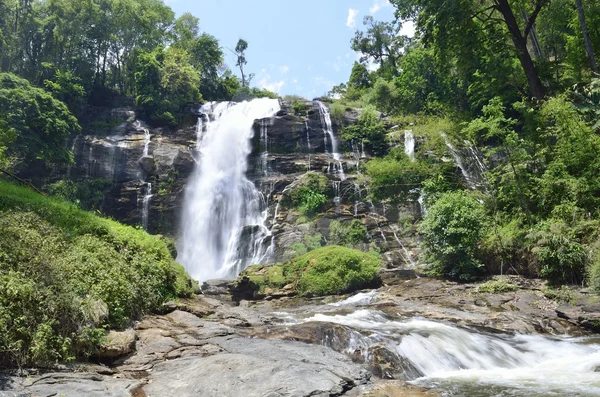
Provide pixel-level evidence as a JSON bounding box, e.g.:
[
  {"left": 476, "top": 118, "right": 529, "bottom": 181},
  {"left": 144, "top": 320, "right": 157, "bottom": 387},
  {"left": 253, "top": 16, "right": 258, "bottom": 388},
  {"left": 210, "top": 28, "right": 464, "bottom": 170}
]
[
  {"left": 477, "top": 278, "right": 518, "bottom": 293},
  {"left": 241, "top": 246, "right": 381, "bottom": 296},
  {"left": 526, "top": 220, "right": 588, "bottom": 285},
  {"left": 285, "top": 172, "right": 329, "bottom": 215},
  {"left": 0, "top": 180, "right": 193, "bottom": 368},
  {"left": 329, "top": 220, "right": 368, "bottom": 246},
  {"left": 420, "top": 191, "right": 488, "bottom": 280},
  {"left": 365, "top": 156, "right": 431, "bottom": 203},
  {"left": 291, "top": 99, "right": 310, "bottom": 115},
  {"left": 47, "top": 179, "right": 112, "bottom": 210}
]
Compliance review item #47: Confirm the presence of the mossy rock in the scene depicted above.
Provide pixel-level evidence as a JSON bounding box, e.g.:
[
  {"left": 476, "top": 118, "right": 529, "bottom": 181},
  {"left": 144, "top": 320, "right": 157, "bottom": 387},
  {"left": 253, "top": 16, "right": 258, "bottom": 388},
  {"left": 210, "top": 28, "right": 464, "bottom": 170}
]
[{"left": 237, "top": 246, "right": 382, "bottom": 298}]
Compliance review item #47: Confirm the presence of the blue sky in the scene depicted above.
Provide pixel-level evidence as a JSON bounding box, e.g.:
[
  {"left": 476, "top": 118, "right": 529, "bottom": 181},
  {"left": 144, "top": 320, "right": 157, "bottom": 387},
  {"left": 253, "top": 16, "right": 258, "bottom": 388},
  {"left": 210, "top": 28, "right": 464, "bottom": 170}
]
[{"left": 165, "top": 0, "right": 413, "bottom": 99}]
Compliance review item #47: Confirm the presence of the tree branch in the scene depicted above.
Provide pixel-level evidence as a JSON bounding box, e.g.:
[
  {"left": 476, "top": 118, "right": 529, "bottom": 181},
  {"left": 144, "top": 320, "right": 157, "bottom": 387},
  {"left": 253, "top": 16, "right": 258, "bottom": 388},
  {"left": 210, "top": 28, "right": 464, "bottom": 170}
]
[
  {"left": 525, "top": 0, "right": 549, "bottom": 39},
  {"left": 0, "top": 168, "right": 44, "bottom": 195}
]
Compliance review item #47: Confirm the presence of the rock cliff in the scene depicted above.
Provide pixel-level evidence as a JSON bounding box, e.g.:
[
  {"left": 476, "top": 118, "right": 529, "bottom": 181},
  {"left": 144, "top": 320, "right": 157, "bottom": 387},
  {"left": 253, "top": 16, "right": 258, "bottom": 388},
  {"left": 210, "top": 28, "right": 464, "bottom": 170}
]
[{"left": 23, "top": 98, "right": 421, "bottom": 270}]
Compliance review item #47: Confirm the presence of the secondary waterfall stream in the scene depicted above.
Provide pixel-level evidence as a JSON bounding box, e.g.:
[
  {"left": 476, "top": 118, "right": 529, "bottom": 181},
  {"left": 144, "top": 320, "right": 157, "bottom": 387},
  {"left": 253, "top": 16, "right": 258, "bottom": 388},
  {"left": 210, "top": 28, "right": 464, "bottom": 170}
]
[{"left": 177, "top": 98, "right": 281, "bottom": 281}]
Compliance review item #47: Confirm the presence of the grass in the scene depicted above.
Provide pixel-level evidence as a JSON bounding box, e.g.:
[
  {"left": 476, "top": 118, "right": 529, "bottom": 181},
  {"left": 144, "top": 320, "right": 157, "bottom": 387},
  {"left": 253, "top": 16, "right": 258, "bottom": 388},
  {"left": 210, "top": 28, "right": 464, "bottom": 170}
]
[{"left": 0, "top": 179, "right": 193, "bottom": 368}]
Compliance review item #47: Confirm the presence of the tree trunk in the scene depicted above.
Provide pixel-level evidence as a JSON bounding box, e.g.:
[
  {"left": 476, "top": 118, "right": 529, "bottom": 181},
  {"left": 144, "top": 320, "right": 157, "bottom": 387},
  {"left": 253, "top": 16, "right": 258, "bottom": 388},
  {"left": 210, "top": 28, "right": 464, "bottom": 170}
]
[
  {"left": 576, "top": 0, "right": 598, "bottom": 73},
  {"left": 495, "top": 0, "right": 546, "bottom": 100}
]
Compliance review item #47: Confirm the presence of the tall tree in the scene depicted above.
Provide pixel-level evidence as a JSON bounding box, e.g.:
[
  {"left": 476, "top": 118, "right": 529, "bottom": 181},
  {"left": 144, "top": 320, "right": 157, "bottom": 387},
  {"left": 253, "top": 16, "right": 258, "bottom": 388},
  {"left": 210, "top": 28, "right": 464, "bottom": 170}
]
[
  {"left": 235, "top": 38, "right": 248, "bottom": 87},
  {"left": 352, "top": 16, "right": 404, "bottom": 77},
  {"left": 392, "top": 0, "right": 550, "bottom": 100},
  {"left": 576, "top": 0, "right": 598, "bottom": 73}
]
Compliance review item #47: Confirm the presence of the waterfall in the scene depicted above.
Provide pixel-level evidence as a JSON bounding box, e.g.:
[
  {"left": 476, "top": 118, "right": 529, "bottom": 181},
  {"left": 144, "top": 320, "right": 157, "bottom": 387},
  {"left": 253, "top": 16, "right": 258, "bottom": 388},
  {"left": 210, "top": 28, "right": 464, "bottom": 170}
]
[
  {"left": 333, "top": 181, "right": 341, "bottom": 214},
  {"left": 404, "top": 130, "right": 415, "bottom": 161},
  {"left": 178, "top": 98, "right": 281, "bottom": 281},
  {"left": 441, "top": 132, "right": 488, "bottom": 190},
  {"left": 259, "top": 119, "right": 270, "bottom": 176},
  {"left": 316, "top": 101, "right": 346, "bottom": 180},
  {"left": 134, "top": 120, "right": 151, "bottom": 157},
  {"left": 293, "top": 309, "right": 600, "bottom": 397},
  {"left": 418, "top": 190, "right": 427, "bottom": 217},
  {"left": 353, "top": 183, "right": 362, "bottom": 217},
  {"left": 391, "top": 225, "right": 415, "bottom": 266},
  {"left": 305, "top": 117, "right": 312, "bottom": 171},
  {"left": 195, "top": 114, "right": 204, "bottom": 152},
  {"left": 142, "top": 183, "right": 152, "bottom": 231}
]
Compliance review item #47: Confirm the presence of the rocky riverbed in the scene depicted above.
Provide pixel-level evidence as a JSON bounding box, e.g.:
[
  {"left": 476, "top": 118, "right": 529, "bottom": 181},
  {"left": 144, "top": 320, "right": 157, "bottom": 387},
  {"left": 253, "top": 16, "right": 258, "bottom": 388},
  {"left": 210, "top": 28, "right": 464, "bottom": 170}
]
[{"left": 2, "top": 275, "right": 599, "bottom": 397}]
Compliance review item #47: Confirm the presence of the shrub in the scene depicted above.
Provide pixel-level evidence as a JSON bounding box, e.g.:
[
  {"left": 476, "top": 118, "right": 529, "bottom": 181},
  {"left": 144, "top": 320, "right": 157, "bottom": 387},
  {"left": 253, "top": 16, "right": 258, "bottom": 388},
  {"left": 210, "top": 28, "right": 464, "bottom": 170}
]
[
  {"left": 526, "top": 220, "right": 588, "bottom": 285},
  {"left": 365, "top": 156, "right": 431, "bottom": 203},
  {"left": 477, "top": 278, "right": 518, "bottom": 293},
  {"left": 0, "top": 180, "right": 193, "bottom": 367},
  {"left": 291, "top": 99, "right": 309, "bottom": 115},
  {"left": 241, "top": 246, "right": 381, "bottom": 296},
  {"left": 420, "top": 191, "right": 488, "bottom": 280},
  {"left": 329, "top": 220, "right": 368, "bottom": 246},
  {"left": 47, "top": 179, "right": 112, "bottom": 210},
  {"left": 330, "top": 102, "right": 346, "bottom": 124},
  {"left": 285, "top": 172, "right": 329, "bottom": 215}
]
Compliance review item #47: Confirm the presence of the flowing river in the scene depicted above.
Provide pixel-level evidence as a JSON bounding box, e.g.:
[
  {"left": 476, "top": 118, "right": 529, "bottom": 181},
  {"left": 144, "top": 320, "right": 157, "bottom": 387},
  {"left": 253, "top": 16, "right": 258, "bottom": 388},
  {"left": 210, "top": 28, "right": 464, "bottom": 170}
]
[{"left": 274, "top": 294, "right": 600, "bottom": 397}]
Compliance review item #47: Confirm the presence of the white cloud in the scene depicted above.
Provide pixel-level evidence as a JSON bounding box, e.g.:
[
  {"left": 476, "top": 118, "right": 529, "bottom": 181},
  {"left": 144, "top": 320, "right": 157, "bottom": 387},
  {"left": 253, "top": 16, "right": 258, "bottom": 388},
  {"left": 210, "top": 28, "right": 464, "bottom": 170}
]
[
  {"left": 400, "top": 20, "right": 415, "bottom": 38},
  {"left": 258, "top": 74, "right": 285, "bottom": 93},
  {"left": 369, "top": 0, "right": 390, "bottom": 15},
  {"left": 346, "top": 8, "right": 359, "bottom": 28},
  {"left": 279, "top": 65, "right": 290, "bottom": 74},
  {"left": 355, "top": 52, "right": 380, "bottom": 72}
]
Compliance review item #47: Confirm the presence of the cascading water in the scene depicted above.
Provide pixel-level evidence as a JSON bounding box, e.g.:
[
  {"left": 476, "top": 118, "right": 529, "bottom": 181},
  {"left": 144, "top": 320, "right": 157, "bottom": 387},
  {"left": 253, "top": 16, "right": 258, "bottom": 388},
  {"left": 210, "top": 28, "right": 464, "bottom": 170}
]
[
  {"left": 391, "top": 225, "right": 415, "bottom": 266},
  {"left": 134, "top": 120, "right": 151, "bottom": 157},
  {"left": 259, "top": 119, "right": 270, "bottom": 176},
  {"left": 316, "top": 101, "right": 346, "bottom": 180},
  {"left": 141, "top": 183, "right": 152, "bottom": 231},
  {"left": 441, "top": 132, "right": 488, "bottom": 190},
  {"left": 282, "top": 309, "right": 600, "bottom": 397},
  {"left": 305, "top": 117, "right": 312, "bottom": 171},
  {"left": 333, "top": 181, "right": 341, "bottom": 213},
  {"left": 404, "top": 130, "right": 415, "bottom": 161},
  {"left": 177, "top": 98, "right": 281, "bottom": 281}
]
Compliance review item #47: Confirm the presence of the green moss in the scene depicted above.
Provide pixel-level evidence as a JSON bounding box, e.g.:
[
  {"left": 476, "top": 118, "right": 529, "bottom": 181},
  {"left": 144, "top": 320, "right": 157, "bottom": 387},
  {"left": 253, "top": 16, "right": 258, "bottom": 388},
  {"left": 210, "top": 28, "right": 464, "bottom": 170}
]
[
  {"left": 0, "top": 179, "right": 193, "bottom": 367},
  {"left": 241, "top": 246, "right": 381, "bottom": 297}
]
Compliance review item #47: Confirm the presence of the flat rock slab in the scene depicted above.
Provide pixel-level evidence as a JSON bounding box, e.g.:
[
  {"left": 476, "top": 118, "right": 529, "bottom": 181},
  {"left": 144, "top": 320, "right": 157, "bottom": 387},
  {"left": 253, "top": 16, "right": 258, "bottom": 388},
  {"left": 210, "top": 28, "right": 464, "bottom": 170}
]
[
  {"left": 4, "top": 373, "right": 141, "bottom": 397},
  {"left": 144, "top": 337, "right": 370, "bottom": 397}
]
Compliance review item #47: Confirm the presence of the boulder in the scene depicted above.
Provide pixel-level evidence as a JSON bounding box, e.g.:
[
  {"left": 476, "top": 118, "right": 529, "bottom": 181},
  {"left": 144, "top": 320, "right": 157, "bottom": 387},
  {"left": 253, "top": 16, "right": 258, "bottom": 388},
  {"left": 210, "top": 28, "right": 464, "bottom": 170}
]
[{"left": 97, "top": 329, "right": 136, "bottom": 359}]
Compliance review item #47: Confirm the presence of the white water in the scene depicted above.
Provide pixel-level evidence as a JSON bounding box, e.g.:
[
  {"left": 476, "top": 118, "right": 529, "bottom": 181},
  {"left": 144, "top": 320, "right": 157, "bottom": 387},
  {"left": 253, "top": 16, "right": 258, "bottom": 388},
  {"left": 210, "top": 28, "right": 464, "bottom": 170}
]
[
  {"left": 441, "top": 132, "right": 488, "bottom": 191},
  {"left": 404, "top": 130, "right": 415, "bottom": 161},
  {"left": 259, "top": 119, "right": 271, "bottom": 176},
  {"left": 333, "top": 181, "right": 341, "bottom": 213},
  {"left": 134, "top": 120, "right": 151, "bottom": 157},
  {"left": 391, "top": 225, "right": 415, "bottom": 266},
  {"left": 178, "top": 98, "right": 281, "bottom": 281},
  {"left": 141, "top": 183, "right": 152, "bottom": 231},
  {"left": 295, "top": 309, "right": 600, "bottom": 397},
  {"left": 316, "top": 101, "right": 346, "bottom": 180},
  {"left": 329, "top": 290, "right": 378, "bottom": 307}
]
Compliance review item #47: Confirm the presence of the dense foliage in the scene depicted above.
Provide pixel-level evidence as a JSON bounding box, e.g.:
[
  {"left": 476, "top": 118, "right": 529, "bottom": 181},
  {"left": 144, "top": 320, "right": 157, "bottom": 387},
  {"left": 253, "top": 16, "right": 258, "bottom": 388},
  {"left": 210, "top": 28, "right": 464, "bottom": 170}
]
[
  {"left": 0, "top": 73, "right": 80, "bottom": 166},
  {"left": 0, "top": 179, "right": 193, "bottom": 368},
  {"left": 420, "top": 191, "right": 488, "bottom": 280},
  {"left": 241, "top": 246, "right": 381, "bottom": 296},
  {"left": 328, "top": 0, "right": 600, "bottom": 289},
  {"left": 0, "top": 0, "right": 276, "bottom": 132}
]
